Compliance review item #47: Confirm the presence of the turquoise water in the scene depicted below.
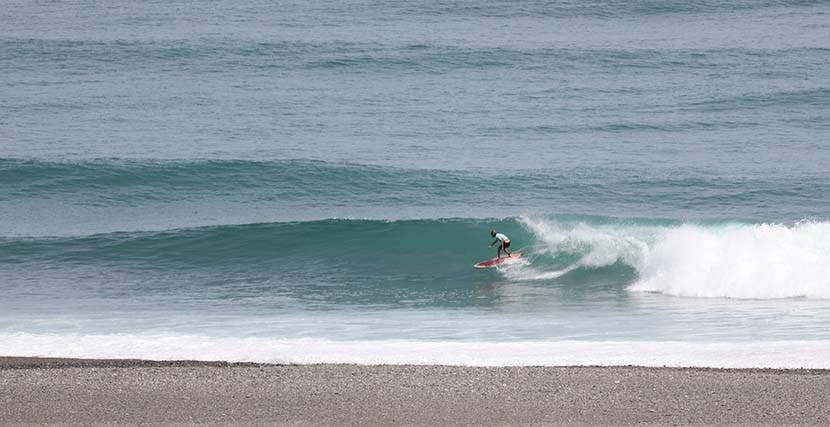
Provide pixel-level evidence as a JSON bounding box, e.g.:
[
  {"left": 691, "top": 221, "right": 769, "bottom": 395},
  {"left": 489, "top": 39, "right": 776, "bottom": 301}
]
[{"left": 2, "top": 0, "right": 830, "bottom": 367}]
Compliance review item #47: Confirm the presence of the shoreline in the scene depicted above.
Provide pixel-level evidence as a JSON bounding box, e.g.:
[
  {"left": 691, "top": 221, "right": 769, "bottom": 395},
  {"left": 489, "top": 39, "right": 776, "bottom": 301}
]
[
  {"left": 2, "top": 357, "right": 830, "bottom": 426},
  {"left": 3, "top": 356, "right": 830, "bottom": 374}
]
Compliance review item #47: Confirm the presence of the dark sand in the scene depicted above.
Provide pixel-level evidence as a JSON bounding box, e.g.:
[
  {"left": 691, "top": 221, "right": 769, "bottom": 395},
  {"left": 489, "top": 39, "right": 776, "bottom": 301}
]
[{"left": 2, "top": 357, "right": 829, "bottom": 426}]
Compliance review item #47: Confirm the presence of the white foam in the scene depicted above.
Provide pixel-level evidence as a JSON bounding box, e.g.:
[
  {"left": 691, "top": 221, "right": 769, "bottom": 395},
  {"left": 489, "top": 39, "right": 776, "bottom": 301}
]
[
  {"left": 519, "top": 217, "right": 830, "bottom": 299},
  {"left": 493, "top": 254, "right": 575, "bottom": 281},
  {"left": 2, "top": 332, "right": 829, "bottom": 368},
  {"left": 499, "top": 262, "right": 576, "bottom": 281},
  {"left": 520, "top": 216, "right": 654, "bottom": 268},
  {"left": 632, "top": 222, "right": 830, "bottom": 299}
]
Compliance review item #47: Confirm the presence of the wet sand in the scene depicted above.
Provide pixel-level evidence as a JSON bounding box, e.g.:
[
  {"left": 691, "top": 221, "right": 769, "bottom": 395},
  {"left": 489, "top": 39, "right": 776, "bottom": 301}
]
[{"left": 1, "top": 357, "right": 829, "bottom": 426}]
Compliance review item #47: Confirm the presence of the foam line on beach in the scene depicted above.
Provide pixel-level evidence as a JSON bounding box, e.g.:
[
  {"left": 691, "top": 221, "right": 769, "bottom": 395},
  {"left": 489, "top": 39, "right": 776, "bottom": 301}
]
[{"left": 2, "top": 333, "right": 830, "bottom": 369}]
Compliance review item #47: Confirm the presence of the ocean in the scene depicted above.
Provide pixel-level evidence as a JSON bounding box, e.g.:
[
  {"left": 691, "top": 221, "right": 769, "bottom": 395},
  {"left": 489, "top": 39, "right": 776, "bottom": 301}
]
[{"left": 2, "top": 0, "right": 829, "bottom": 368}]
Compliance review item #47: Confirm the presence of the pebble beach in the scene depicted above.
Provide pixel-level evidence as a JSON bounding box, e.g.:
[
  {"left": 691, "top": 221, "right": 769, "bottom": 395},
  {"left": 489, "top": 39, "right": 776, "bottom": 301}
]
[{"left": 2, "top": 358, "right": 829, "bottom": 426}]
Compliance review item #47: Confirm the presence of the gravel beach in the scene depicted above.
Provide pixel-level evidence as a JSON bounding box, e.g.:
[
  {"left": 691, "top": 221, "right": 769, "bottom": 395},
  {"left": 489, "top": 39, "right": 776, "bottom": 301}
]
[{"left": 1, "top": 357, "right": 829, "bottom": 426}]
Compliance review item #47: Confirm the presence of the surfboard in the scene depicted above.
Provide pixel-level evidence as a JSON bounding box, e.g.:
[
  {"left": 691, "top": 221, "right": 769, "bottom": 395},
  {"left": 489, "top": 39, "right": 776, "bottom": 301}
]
[{"left": 473, "top": 252, "right": 522, "bottom": 269}]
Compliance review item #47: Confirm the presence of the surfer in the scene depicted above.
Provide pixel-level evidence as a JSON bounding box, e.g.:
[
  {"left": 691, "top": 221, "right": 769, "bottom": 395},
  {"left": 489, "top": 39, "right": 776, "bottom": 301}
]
[{"left": 489, "top": 230, "right": 512, "bottom": 259}]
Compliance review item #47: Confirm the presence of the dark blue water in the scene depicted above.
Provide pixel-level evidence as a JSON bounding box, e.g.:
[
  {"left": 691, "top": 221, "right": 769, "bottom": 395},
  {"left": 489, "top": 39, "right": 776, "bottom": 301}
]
[{"left": 2, "top": 0, "right": 829, "bottom": 367}]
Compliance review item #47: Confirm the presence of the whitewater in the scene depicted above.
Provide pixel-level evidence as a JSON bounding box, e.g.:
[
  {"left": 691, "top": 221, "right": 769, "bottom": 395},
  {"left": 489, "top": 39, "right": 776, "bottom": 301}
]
[{"left": 520, "top": 217, "right": 830, "bottom": 299}]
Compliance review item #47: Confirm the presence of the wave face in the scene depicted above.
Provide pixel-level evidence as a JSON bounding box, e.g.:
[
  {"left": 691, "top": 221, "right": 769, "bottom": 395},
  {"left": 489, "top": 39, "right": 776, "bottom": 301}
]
[{"left": 3, "top": 216, "right": 829, "bottom": 301}]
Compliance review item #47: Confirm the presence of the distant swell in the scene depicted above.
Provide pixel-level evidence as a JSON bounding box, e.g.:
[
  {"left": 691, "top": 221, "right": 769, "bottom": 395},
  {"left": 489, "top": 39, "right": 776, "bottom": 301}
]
[
  {"left": 2, "top": 159, "right": 828, "bottom": 225},
  {"left": 0, "top": 158, "right": 514, "bottom": 202}
]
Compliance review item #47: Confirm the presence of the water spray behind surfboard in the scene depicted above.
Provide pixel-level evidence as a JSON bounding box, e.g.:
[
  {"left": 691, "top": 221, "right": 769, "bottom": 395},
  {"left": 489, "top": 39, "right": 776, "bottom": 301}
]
[
  {"left": 473, "top": 252, "right": 524, "bottom": 269},
  {"left": 476, "top": 243, "right": 581, "bottom": 281}
]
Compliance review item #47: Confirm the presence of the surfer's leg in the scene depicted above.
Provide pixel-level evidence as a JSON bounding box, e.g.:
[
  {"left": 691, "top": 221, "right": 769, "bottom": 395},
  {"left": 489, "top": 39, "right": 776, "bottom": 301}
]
[{"left": 503, "top": 241, "right": 511, "bottom": 257}]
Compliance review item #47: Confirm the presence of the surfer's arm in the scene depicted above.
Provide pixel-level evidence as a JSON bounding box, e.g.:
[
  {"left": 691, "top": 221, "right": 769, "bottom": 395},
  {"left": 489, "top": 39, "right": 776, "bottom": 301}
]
[{"left": 490, "top": 239, "right": 499, "bottom": 247}]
